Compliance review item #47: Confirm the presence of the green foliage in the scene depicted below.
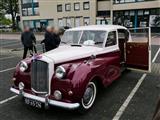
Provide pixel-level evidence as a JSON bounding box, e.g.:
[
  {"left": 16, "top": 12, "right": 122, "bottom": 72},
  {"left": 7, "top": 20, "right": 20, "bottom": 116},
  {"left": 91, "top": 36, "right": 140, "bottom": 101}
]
[
  {"left": 0, "top": 0, "right": 18, "bottom": 28},
  {"left": 0, "top": 17, "right": 12, "bottom": 25}
]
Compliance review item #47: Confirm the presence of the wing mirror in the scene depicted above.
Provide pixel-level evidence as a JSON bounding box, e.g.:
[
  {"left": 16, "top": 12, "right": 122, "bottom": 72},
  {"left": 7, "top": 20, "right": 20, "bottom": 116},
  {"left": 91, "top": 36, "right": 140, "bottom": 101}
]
[{"left": 84, "top": 54, "right": 96, "bottom": 64}]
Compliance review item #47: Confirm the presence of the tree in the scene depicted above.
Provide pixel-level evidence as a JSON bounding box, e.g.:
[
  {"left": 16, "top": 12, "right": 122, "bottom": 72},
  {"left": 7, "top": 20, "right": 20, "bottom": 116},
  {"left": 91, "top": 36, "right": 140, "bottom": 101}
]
[{"left": 0, "top": 0, "right": 19, "bottom": 29}]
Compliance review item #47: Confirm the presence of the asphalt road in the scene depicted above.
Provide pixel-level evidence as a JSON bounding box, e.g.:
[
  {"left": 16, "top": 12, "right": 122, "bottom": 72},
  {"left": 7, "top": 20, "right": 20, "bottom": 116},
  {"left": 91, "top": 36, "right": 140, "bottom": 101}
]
[{"left": 0, "top": 36, "right": 160, "bottom": 120}]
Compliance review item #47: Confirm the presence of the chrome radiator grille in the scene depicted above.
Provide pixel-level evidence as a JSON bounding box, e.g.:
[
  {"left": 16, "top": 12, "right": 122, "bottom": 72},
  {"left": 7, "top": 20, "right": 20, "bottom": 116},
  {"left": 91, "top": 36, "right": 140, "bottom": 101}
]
[{"left": 31, "top": 60, "right": 48, "bottom": 93}]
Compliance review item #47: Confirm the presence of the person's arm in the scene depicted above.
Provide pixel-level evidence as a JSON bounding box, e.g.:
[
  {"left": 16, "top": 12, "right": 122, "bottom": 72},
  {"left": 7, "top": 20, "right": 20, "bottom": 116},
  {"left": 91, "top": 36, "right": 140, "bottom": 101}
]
[
  {"left": 31, "top": 33, "right": 36, "bottom": 44},
  {"left": 21, "top": 33, "right": 24, "bottom": 45}
]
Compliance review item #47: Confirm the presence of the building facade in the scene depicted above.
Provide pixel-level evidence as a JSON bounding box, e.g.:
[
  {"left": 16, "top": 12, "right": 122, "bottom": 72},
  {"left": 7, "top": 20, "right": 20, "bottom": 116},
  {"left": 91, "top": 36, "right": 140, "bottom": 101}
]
[{"left": 18, "top": 0, "right": 160, "bottom": 32}]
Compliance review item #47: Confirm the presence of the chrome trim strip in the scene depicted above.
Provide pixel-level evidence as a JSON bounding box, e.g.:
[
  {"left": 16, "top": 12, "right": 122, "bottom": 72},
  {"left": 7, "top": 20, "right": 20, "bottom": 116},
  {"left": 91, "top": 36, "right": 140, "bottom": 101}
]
[{"left": 10, "top": 87, "right": 80, "bottom": 109}]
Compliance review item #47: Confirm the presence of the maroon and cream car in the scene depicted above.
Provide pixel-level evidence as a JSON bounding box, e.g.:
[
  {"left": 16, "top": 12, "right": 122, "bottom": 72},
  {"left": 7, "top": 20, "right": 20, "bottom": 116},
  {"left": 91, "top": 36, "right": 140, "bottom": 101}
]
[{"left": 10, "top": 25, "right": 151, "bottom": 111}]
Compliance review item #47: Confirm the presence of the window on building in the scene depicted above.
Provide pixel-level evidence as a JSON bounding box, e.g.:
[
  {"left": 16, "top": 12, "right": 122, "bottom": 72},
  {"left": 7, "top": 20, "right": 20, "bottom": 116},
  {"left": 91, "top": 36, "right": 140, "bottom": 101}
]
[
  {"left": 22, "top": 0, "right": 32, "bottom": 4},
  {"left": 65, "top": 4, "right": 71, "bottom": 11},
  {"left": 74, "top": 3, "right": 80, "bottom": 11},
  {"left": 57, "top": 4, "right": 62, "bottom": 12},
  {"left": 144, "top": 10, "right": 149, "bottom": 15},
  {"left": 58, "top": 19, "right": 63, "bottom": 27},
  {"left": 97, "top": 11, "right": 110, "bottom": 17},
  {"left": 66, "top": 18, "right": 71, "bottom": 27},
  {"left": 22, "top": 8, "right": 28, "bottom": 16},
  {"left": 138, "top": 10, "right": 143, "bottom": 15},
  {"left": 75, "top": 17, "right": 80, "bottom": 27},
  {"left": 130, "top": 11, "right": 135, "bottom": 16},
  {"left": 84, "top": 17, "right": 90, "bottom": 25},
  {"left": 63, "top": 18, "right": 66, "bottom": 27},
  {"left": 83, "top": 2, "right": 90, "bottom": 10},
  {"left": 105, "top": 31, "right": 117, "bottom": 47},
  {"left": 21, "top": 0, "right": 39, "bottom": 16},
  {"left": 48, "top": 20, "right": 54, "bottom": 26},
  {"left": 34, "top": 7, "right": 39, "bottom": 15}
]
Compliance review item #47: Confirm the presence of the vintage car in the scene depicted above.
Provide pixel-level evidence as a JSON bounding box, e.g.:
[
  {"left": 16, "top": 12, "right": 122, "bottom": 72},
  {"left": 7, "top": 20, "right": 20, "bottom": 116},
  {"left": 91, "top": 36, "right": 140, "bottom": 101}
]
[{"left": 10, "top": 25, "right": 151, "bottom": 111}]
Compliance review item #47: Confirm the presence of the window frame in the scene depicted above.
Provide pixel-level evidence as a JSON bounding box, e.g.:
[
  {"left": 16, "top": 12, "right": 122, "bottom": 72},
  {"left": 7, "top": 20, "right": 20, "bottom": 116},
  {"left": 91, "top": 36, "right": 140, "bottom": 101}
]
[
  {"left": 83, "top": 2, "right": 90, "bottom": 10},
  {"left": 65, "top": 3, "right": 71, "bottom": 11},
  {"left": 74, "top": 2, "right": 80, "bottom": 11},
  {"left": 105, "top": 31, "right": 117, "bottom": 47},
  {"left": 57, "top": 4, "right": 63, "bottom": 12}
]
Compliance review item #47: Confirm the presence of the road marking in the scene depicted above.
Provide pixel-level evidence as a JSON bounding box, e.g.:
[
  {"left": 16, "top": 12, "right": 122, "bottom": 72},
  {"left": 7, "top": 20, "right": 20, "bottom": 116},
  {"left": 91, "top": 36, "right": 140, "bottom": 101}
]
[
  {"left": 0, "top": 56, "right": 15, "bottom": 60},
  {"left": 152, "top": 48, "right": 160, "bottom": 63},
  {"left": 112, "top": 74, "right": 147, "bottom": 120},
  {"left": 112, "top": 47, "right": 160, "bottom": 120},
  {"left": 0, "top": 95, "right": 18, "bottom": 104},
  {"left": 0, "top": 67, "right": 16, "bottom": 73}
]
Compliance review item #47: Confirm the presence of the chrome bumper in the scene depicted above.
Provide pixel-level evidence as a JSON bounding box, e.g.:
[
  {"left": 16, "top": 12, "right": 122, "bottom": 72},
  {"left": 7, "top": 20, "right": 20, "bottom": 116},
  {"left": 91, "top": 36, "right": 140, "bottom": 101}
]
[{"left": 10, "top": 87, "right": 80, "bottom": 109}]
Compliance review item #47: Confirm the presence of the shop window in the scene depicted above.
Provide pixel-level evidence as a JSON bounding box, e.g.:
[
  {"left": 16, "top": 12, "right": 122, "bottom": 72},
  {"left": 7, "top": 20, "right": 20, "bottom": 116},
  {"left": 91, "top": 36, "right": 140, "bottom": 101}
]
[
  {"left": 130, "top": 11, "right": 135, "bottom": 16},
  {"left": 138, "top": 10, "right": 143, "bottom": 15},
  {"left": 125, "top": 11, "right": 129, "bottom": 15},
  {"left": 144, "top": 10, "right": 149, "bottom": 15},
  {"left": 83, "top": 2, "right": 90, "bottom": 10},
  {"left": 57, "top": 4, "right": 62, "bottom": 12},
  {"left": 74, "top": 3, "right": 80, "bottom": 11},
  {"left": 48, "top": 20, "right": 54, "bottom": 26},
  {"left": 65, "top": 4, "right": 71, "bottom": 11}
]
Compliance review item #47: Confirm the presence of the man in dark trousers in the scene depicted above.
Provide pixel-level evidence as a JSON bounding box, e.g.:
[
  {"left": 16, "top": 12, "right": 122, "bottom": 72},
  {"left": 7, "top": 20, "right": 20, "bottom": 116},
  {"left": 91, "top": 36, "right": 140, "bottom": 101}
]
[
  {"left": 21, "top": 26, "right": 37, "bottom": 59},
  {"left": 41, "top": 26, "right": 61, "bottom": 52}
]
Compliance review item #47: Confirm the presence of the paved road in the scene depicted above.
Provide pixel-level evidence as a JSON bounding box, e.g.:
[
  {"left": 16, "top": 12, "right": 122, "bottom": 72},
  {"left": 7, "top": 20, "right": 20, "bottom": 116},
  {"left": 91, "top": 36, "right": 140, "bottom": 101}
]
[{"left": 0, "top": 36, "right": 159, "bottom": 120}]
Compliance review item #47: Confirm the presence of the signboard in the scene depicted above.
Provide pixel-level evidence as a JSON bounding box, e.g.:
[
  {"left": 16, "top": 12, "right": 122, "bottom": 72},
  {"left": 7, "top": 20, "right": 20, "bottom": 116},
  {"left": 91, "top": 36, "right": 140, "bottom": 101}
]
[{"left": 149, "top": 15, "right": 160, "bottom": 27}]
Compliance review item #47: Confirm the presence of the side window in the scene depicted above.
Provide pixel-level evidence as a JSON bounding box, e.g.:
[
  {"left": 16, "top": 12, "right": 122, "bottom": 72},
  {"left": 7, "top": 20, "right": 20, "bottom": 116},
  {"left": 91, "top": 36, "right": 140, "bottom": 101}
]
[
  {"left": 105, "top": 31, "right": 117, "bottom": 47},
  {"left": 118, "top": 29, "right": 129, "bottom": 41}
]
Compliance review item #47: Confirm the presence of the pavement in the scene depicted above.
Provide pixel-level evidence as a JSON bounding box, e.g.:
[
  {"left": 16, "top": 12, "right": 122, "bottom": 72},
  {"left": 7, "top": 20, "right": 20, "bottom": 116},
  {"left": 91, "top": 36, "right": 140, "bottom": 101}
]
[{"left": 0, "top": 35, "right": 160, "bottom": 120}]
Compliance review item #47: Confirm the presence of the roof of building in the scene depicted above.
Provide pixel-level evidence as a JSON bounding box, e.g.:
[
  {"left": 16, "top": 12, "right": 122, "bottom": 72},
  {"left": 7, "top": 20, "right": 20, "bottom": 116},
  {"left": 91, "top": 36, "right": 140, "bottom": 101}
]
[{"left": 68, "top": 25, "right": 127, "bottom": 31}]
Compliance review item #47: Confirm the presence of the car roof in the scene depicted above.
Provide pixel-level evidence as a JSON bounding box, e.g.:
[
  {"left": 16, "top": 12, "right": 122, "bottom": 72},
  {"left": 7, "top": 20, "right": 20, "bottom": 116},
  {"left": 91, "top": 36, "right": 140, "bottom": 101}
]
[{"left": 67, "top": 25, "right": 128, "bottom": 31}]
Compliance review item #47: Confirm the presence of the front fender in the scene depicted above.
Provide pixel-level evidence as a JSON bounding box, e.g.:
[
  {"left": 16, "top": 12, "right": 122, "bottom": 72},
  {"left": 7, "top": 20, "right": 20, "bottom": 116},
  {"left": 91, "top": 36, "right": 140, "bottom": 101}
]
[{"left": 70, "top": 59, "right": 106, "bottom": 101}]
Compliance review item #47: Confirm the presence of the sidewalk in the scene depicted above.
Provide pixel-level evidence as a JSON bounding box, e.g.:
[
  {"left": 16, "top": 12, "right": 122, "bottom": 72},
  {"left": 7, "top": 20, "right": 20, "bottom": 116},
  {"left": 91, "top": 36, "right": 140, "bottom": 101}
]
[{"left": 0, "top": 33, "right": 44, "bottom": 41}]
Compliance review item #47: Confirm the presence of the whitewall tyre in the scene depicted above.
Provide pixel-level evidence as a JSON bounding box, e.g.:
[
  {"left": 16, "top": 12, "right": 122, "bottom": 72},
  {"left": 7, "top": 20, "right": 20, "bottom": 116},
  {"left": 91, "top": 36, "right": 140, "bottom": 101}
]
[{"left": 79, "top": 81, "right": 97, "bottom": 113}]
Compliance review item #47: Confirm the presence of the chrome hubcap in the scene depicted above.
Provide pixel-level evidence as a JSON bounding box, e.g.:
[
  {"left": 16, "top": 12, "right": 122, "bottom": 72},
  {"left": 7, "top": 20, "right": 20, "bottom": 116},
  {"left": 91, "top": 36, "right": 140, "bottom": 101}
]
[{"left": 82, "top": 82, "right": 96, "bottom": 109}]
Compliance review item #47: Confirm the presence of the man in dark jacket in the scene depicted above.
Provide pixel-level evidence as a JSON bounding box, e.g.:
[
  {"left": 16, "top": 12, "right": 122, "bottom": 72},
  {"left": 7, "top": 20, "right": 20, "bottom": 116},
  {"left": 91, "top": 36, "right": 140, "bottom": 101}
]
[
  {"left": 41, "top": 26, "right": 61, "bottom": 52},
  {"left": 21, "top": 27, "right": 37, "bottom": 59}
]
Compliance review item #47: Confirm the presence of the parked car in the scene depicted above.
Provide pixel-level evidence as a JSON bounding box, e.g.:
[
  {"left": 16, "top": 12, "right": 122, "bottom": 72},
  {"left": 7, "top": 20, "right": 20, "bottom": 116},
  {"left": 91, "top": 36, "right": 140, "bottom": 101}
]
[{"left": 10, "top": 25, "right": 151, "bottom": 112}]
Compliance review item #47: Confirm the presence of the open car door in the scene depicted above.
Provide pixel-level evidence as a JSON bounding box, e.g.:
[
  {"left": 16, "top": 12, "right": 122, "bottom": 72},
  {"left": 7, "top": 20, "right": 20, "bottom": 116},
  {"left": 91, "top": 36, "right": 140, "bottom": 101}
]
[{"left": 126, "top": 27, "right": 151, "bottom": 72}]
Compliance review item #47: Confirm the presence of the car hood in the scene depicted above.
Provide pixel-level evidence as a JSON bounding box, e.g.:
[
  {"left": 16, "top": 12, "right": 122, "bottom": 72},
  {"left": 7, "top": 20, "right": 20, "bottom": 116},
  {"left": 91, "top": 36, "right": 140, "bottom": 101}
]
[{"left": 42, "top": 45, "right": 103, "bottom": 64}]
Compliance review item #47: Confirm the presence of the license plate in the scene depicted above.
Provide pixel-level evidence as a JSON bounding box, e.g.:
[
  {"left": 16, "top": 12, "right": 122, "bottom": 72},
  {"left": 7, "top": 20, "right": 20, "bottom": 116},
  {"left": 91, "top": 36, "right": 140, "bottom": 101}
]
[{"left": 24, "top": 98, "right": 42, "bottom": 108}]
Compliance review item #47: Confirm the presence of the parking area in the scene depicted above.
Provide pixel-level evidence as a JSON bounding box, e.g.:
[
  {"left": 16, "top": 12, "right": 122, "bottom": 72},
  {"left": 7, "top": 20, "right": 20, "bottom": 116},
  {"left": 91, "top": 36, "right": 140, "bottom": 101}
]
[{"left": 0, "top": 34, "right": 160, "bottom": 120}]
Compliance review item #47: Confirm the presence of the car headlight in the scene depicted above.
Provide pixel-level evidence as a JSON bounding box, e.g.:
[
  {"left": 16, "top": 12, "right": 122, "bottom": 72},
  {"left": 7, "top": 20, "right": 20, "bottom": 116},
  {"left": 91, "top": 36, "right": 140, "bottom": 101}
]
[
  {"left": 19, "top": 61, "right": 28, "bottom": 72},
  {"left": 55, "top": 66, "right": 66, "bottom": 79}
]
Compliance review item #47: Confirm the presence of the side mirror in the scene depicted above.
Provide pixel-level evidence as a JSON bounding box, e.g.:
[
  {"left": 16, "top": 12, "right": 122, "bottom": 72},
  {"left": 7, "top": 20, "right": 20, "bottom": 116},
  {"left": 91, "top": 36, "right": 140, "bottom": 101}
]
[
  {"left": 90, "top": 54, "right": 96, "bottom": 59},
  {"left": 84, "top": 54, "right": 96, "bottom": 64}
]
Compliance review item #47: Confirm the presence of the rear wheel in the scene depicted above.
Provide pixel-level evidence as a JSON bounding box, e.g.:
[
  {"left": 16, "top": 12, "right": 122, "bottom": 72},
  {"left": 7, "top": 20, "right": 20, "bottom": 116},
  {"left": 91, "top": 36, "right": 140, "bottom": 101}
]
[{"left": 79, "top": 81, "right": 97, "bottom": 112}]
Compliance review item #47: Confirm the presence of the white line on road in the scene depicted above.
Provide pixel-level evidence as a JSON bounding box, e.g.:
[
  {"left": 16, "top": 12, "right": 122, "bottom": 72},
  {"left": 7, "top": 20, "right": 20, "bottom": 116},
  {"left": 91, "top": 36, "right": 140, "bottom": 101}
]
[
  {"left": 152, "top": 48, "right": 160, "bottom": 63},
  {"left": 112, "top": 47, "right": 160, "bottom": 120},
  {"left": 112, "top": 74, "right": 147, "bottom": 120},
  {"left": 0, "top": 95, "right": 18, "bottom": 104},
  {"left": 0, "top": 56, "right": 15, "bottom": 60},
  {"left": 0, "top": 67, "right": 16, "bottom": 73}
]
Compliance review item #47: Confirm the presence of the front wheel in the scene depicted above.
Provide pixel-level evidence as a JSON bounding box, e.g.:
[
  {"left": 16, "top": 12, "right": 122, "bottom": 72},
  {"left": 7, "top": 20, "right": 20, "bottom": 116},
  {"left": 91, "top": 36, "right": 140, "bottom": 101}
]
[{"left": 79, "top": 81, "right": 97, "bottom": 113}]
